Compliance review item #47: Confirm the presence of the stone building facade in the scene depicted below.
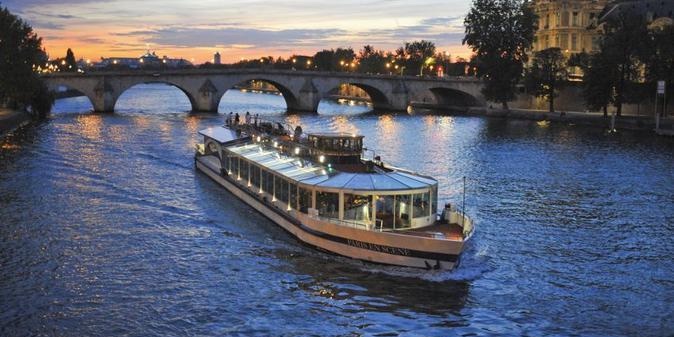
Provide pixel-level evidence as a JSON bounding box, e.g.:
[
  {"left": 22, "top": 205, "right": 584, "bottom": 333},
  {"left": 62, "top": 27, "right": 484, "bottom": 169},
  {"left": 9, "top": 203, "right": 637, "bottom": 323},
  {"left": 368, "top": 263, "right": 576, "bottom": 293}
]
[{"left": 531, "top": 0, "right": 608, "bottom": 79}]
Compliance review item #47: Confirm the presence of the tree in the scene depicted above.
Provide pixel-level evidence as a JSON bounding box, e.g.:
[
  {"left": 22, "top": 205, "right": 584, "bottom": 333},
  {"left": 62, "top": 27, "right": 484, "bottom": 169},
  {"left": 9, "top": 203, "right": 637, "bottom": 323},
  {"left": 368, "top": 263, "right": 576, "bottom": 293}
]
[
  {"left": 0, "top": 5, "right": 53, "bottom": 117},
  {"left": 402, "top": 40, "right": 436, "bottom": 76},
  {"left": 311, "top": 48, "right": 355, "bottom": 72},
  {"left": 357, "top": 45, "right": 386, "bottom": 74},
  {"left": 599, "top": 11, "right": 650, "bottom": 116},
  {"left": 463, "top": 0, "right": 537, "bottom": 109},
  {"left": 65, "top": 48, "right": 77, "bottom": 72},
  {"left": 642, "top": 25, "right": 674, "bottom": 114},
  {"left": 524, "top": 48, "right": 567, "bottom": 112},
  {"left": 570, "top": 52, "right": 612, "bottom": 117}
]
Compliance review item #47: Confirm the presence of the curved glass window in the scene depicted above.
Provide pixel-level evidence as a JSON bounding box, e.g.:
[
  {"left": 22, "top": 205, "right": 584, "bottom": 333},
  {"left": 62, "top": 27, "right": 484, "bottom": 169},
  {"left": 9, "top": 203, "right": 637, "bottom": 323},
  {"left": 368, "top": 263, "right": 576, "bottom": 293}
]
[
  {"left": 413, "top": 191, "right": 431, "bottom": 218},
  {"left": 298, "top": 187, "right": 312, "bottom": 213},
  {"left": 344, "top": 194, "right": 371, "bottom": 222},
  {"left": 250, "top": 164, "right": 260, "bottom": 188},
  {"left": 397, "top": 194, "right": 411, "bottom": 227},
  {"left": 289, "top": 182, "right": 297, "bottom": 209},
  {"left": 240, "top": 160, "right": 249, "bottom": 182},
  {"left": 262, "top": 169, "right": 274, "bottom": 195},
  {"left": 316, "top": 191, "right": 339, "bottom": 219},
  {"left": 275, "top": 176, "right": 288, "bottom": 203}
]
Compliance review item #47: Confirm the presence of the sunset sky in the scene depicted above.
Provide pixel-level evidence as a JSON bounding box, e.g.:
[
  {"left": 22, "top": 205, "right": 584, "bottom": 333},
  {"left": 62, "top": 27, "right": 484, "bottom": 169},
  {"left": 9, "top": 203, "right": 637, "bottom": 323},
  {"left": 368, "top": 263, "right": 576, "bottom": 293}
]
[{"left": 4, "top": 0, "right": 473, "bottom": 64}]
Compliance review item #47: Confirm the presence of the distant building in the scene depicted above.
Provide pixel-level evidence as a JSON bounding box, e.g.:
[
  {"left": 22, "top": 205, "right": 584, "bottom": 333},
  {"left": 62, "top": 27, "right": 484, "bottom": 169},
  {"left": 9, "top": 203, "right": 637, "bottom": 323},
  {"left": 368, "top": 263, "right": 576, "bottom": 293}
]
[
  {"left": 214, "top": 52, "right": 221, "bottom": 65},
  {"left": 531, "top": 0, "right": 609, "bottom": 80},
  {"left": 94, "top": 50, "right": 193, "bottom": 69}
]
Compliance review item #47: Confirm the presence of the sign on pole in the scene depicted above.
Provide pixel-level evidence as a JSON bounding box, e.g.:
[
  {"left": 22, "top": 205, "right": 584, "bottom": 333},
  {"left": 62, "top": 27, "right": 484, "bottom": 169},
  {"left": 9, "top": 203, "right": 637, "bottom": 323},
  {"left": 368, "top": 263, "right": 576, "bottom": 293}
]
[{"left": 657, "top": 80, "right": 665, "bottom": 95}]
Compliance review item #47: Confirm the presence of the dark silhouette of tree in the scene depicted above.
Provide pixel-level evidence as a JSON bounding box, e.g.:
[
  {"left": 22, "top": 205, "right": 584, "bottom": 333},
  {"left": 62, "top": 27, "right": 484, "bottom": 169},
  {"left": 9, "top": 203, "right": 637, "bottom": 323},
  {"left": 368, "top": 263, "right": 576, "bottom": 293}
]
[
  {"left": 524, "top": 48, "right": 567, "bottom": 113},
  {"left": 569, "top": 52, "right": 611, "bottom": 117},
  {"left": 357, "top": 45, "right": 386, "bottom": 74},
  {"left": 402, "top": 40, "right": 436, "bottom": 76},
  {"left": 599, "top": 11, "right": 650, "bottom": 116},
  {"left": 65, "top": 48, "right": 77, "bottom": 72},
  {"left": 463, "top": 0, "right": 537, "bottom": 109},
  {"left": 0, "top": 5, "right": 53, "bottom": 117},
  {"left": 642, "top": 25, "right": 674, "bottom": 114},
  {"left": 312, "top": 48, "right": 355, "bottom": 72}
]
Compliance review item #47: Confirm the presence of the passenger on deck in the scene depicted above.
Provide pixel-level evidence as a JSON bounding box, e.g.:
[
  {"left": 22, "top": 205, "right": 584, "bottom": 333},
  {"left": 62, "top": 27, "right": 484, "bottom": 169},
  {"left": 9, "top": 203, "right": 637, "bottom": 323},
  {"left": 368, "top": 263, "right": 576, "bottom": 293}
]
[
  {"left": 245, "top": 111, "right": 251, "bottom": 124},
  {"left": 254, "top": 113, "right": 259, "bottom": 126},
  {"left": 234, "top": 113, "right": 240, "bottom": 125}
]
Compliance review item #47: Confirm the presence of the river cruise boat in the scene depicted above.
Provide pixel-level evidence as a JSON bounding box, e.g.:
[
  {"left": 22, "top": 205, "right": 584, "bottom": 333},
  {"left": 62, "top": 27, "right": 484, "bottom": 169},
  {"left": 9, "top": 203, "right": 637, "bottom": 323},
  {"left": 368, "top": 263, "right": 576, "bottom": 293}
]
[{"left": 194, "top": 118, "right": 475, "bottom": 270}]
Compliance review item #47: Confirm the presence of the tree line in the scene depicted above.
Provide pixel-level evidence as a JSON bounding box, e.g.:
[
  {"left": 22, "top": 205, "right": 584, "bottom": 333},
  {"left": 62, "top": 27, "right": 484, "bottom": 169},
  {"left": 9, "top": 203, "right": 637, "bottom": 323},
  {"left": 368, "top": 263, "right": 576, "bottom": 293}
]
[
  {"left": 200, "top": 42, "right": 476, "bottom": 77},
  {"left": 0, "top": 5, "right": 53, "bottom": 117},
  {"left": 464, "top": 0, "right": 674, "bottom": 115}
]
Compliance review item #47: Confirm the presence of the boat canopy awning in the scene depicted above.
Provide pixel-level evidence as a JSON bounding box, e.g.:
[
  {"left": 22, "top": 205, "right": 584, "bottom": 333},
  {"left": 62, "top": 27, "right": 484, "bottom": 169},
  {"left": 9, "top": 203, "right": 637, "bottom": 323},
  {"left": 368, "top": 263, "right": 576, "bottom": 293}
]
[
  {"left": 225, "top": 142, "right": 437, "bottom": 192},
  {"left": 199, "top": 127, "right": 238, "bottom": 144}
]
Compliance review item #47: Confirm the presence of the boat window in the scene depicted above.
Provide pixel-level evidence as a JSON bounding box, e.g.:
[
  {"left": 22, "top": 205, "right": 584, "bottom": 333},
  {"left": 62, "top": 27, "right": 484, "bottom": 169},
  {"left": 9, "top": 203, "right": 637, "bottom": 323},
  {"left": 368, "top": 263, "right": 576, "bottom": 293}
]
[
  {"left": 262, "top": 169, "right": 274, "bottom": 196},
  {"left": 413, "top": 191, "right": 431, "bottom": 218},
  {"left": 298, "top": 187, "right": 312, "bottom": 213},
  {"left": 344, "top": 194, "right": 371, "bottom": 222},
  {"left": 289, "top": 182, "right": 297, "bottom": 209},
  {"left": 431, "top": 185, "right": 438, "bottom": 216},
  {"left": 240, "top": 159, "right": 249, "bottom": 182},
  {"left": 397, "top": 194, "right": 411, "bottom": 227},
  {"left": 275, "top": 176, "right": 288, "bottom": 203},
  {"left": 316, "top": 191, "right": 339, "bottom": 219},
  {"left": 250, "top": 164, "right": 261, "bottom": 188},
  {"left": 375, "top": 195, "right": 395, "bottom": 229},
  {"left": 231, "top": 157, "right": 239, "bottom": 177},
  {"left": 222, "top": 152, "right": 230, "bottom": 172}
]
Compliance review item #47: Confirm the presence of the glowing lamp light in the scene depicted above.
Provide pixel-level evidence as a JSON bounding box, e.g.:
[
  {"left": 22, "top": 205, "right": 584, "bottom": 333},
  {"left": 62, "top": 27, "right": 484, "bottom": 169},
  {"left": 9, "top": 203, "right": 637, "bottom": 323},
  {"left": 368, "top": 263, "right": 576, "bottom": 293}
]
[
  {"left": 256, "top": 136, "right": 261, "bottom": 142},
  {"left": 273, "top": 141, "right": 278, "bottom": 148},
  {"left": 319, "top": 155, "right": 325, "bottom": 163},
  {"left": 294, "top": 147, "right": 300, "bottom": 155}
]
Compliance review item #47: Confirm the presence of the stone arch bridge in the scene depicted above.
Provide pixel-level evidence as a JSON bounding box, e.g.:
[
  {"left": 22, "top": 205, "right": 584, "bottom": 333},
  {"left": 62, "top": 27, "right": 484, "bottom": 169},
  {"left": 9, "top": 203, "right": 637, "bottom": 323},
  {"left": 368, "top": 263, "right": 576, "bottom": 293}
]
[{"left": 43, "top": 69, "right": 484, "bottom": 113}]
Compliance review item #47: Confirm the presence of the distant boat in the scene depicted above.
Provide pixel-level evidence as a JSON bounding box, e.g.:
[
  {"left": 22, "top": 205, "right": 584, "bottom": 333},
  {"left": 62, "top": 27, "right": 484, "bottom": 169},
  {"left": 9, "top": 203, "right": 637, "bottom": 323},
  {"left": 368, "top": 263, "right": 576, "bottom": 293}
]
[{"left": 194, "top": 117, "right": 475, "bottom": 270}]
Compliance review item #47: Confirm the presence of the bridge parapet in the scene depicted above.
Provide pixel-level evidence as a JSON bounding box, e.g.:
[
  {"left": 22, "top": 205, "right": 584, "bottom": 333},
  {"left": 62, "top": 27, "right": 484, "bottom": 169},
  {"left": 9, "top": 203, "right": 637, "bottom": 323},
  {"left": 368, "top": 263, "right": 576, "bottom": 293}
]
[{"left": 42, "top": 69, "right": 484, "bottom": 113}]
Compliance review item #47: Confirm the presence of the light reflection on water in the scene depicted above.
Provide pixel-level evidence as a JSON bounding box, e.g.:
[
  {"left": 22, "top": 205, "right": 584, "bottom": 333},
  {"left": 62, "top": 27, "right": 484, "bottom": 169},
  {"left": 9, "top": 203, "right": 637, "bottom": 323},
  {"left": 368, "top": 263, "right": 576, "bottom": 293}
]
[{"left": 0, "top": 84, "right": 672, "bottom": 337}]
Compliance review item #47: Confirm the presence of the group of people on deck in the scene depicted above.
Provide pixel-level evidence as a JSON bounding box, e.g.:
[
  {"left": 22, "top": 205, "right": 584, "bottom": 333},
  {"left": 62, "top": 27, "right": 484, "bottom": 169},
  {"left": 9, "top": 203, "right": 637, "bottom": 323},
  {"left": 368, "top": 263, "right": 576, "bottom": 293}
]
[{"left": 225, "top": 111, "right": 259, "bottom": 126}]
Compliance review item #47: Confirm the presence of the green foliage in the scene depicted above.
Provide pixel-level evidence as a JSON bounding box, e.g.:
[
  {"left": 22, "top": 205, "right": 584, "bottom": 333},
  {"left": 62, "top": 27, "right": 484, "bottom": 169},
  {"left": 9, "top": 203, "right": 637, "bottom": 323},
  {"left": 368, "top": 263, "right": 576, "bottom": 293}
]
[
  {"left": 463, "top": 0, "right": 537, "bottom": 108},
  {"left": 598, "top": 11, "right": 650, "bottom": 116},
  {"left": 524, "top": 48, "right": 567, "bottom": 112},
  {"left": 399, "top": 40, "right": 436, "bottom": 75},
  {"left": 643, "top": 25, "right": 674, "bottom": 111},
  {"left": 0, "top": 5, "right": 52, "bottom": 116},
  {"left": 357, "top": 45, "right": 386, "bottom": 74},
  {"left": 312, "top": 48, "right": 356, "bottom": 72},
  {"left": 574, "top": 52, "right": 612, "bottom": 116}
]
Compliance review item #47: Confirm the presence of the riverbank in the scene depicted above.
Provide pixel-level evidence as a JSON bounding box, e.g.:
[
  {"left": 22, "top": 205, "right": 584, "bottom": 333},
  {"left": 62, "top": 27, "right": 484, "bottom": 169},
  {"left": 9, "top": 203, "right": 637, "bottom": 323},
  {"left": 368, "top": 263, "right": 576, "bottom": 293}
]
[
  {"left": 0, "top": 108, "right": 31, "bottom": 137},
  {"left": 436, "top": 105, "right": 673, "bottom": 132}
]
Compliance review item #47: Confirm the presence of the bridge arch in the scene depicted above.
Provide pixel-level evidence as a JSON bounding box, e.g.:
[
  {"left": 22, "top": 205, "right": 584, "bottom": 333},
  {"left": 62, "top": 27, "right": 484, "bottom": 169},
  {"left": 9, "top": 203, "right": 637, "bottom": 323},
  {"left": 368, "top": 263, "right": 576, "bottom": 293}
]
[
  {"left": 320, "top": 82, "right": 390, "bottom": 112},
  {"left": 219, "top": 77, "right": 299, "bottom": 112},
  {"left": 113, "top": 80, "right": 197, "bottom": 113},
  {"left": 428, "top": 87, "right": 480, "bottom": 108},
  {"left": 47, "top": 81, "right": 97, "bottom": 112}
]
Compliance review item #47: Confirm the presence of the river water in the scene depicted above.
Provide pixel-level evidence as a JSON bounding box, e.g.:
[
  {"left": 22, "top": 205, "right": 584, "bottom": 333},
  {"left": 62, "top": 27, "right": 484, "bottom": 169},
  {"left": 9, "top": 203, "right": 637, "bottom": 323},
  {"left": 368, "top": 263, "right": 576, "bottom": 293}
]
[{"left": 1, "top": 84, "right": 673, "bottom": 337}]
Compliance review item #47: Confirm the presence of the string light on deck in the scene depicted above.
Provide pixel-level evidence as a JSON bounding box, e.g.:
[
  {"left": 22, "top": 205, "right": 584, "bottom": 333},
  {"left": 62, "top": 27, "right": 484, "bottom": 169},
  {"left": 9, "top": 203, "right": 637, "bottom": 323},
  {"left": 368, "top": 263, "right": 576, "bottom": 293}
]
[
  {"left": 294, "top": 147, "right": 300, "bottom": 155},
  {"left": 319, "top": 155, "right": 325, "bottom": 163}
]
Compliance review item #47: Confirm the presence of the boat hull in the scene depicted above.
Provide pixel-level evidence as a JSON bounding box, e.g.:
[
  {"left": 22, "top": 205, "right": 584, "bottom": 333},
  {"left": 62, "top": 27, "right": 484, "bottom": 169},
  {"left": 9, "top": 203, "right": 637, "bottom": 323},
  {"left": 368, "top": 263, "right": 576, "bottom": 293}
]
[{"left": 195, "top": 156, "right": 465, "bottom": 270}]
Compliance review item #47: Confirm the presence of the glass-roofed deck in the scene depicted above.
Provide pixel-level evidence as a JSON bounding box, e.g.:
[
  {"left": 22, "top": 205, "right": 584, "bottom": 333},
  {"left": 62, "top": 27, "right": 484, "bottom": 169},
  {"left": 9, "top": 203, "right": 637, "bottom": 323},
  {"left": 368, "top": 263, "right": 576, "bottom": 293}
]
[{"left": 217, "top": 139, "right": 439, "bottom": 230}]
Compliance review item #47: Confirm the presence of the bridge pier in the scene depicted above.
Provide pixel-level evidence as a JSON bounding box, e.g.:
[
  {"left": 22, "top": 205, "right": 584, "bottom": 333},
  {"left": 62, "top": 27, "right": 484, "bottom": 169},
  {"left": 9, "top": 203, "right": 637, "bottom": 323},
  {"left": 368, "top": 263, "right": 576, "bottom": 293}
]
[
  {"left": 91, "top": 93, "right": 116, "bottom": 112},
  {"left": 192, "top": 80, "right": 221, "bottom": 113}
]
